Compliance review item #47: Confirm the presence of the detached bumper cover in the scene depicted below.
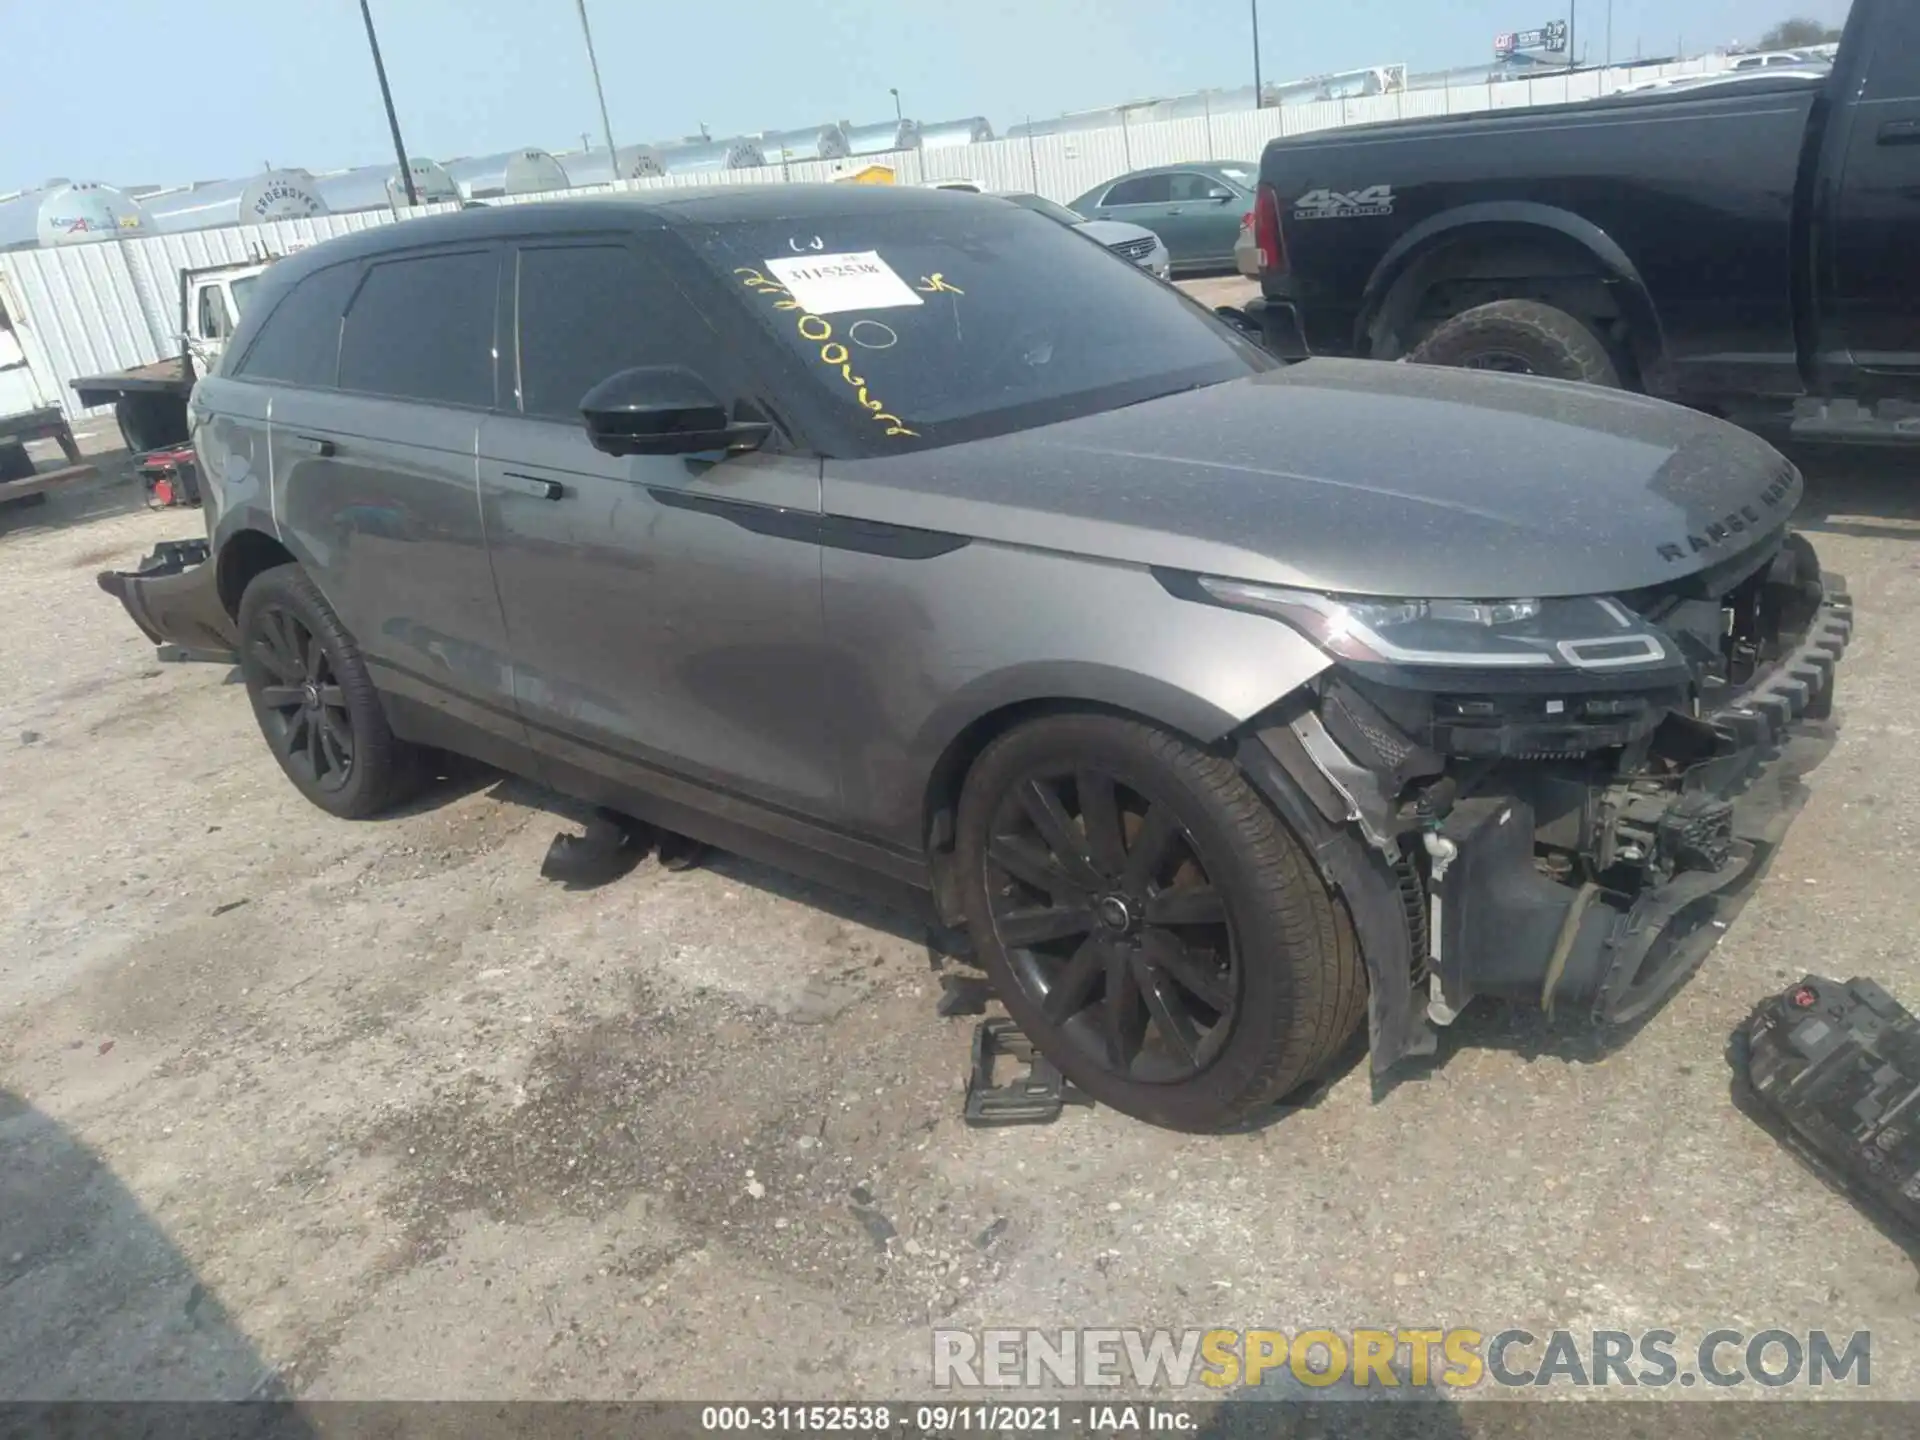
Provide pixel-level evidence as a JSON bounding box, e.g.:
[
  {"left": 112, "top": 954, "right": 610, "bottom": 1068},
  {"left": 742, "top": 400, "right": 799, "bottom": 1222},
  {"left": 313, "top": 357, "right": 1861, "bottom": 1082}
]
[
  {"left": 96, "top": 539, "right": 237, "bottom": 660},
  {"left": 1435, "top": 574, "right": 1854, "bottom": 1032}
]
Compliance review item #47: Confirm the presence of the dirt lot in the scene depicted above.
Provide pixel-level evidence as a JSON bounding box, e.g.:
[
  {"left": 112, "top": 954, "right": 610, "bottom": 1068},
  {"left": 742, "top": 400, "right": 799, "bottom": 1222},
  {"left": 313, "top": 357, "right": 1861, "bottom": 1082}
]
[{"left": 5, "top": 420, "right": 1920, "bottom": 1404}]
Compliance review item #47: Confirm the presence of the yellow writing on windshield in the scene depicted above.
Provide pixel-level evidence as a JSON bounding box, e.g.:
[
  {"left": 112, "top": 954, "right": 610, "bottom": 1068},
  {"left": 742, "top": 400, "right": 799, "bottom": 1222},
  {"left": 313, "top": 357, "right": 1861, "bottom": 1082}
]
[
  {"left": 735, "top": 268, "right": 919, "bottom": 438},
  {"left": 915, "top": 273, "right": 964, "bottom": 295}
]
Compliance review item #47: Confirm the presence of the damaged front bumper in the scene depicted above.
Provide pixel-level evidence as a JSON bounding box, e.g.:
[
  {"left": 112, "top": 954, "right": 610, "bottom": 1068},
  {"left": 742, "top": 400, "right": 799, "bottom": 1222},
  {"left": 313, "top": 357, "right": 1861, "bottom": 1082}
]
[
  {"left": 1238, "top": 546, "right": 1853, "bottom": 1075},
  {"left": 96, "top": 539, "right": 237, "bottom": 661}
]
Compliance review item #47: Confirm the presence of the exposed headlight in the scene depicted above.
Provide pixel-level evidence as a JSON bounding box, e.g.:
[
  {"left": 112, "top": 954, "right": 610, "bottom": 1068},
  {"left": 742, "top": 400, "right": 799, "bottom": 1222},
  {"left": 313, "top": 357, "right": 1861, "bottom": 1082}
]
[{"left": 1196, "top": 578, "right": 1671, "bottom": 671}]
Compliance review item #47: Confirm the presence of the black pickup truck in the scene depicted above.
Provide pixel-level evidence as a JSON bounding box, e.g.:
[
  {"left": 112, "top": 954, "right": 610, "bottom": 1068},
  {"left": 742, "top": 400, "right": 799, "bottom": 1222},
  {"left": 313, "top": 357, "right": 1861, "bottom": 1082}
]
[{"left": 1246, "top": 0, "right": 1920, "bottom": 442}]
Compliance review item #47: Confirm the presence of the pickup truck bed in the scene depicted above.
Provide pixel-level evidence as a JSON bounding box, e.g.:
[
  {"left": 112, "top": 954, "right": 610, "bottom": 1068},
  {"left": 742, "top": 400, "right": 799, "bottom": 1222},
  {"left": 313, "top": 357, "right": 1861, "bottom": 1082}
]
[
  {"left": 1248, "top": 0, "right": 1920, "bottom": 433},
  {"left": 70, "top": 356, "right": 189, "bottom": 409}
]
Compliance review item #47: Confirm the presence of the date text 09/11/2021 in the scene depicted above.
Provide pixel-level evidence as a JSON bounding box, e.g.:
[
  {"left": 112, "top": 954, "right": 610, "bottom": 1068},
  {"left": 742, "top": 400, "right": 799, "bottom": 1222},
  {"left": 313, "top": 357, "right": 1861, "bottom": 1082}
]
[{"left": 697, "top": 1403, "right": 1199, "bottom": 1434}]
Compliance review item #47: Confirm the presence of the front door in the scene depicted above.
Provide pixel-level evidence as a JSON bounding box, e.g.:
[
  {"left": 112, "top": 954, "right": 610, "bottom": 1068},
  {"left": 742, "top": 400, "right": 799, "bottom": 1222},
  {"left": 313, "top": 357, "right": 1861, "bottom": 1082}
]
[
  {"left": 1824, "top": 2, "right": 1920, "bottom": 389},
  {"left": 268, "top": 246, "right": 524, "bottom": 752},
  {"left": 478, "top": 236, "right": 836, "bottom": 820},
  {"left": 1090, "top": 174, "right": 1177, "bottom": 258}
]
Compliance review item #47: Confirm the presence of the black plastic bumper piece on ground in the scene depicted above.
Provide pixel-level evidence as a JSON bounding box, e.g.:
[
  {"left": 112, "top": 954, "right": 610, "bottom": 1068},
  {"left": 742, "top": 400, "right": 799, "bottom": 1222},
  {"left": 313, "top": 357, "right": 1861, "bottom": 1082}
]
[
  {"left": 1734, "top": 974, "right": 1920, "bottom": 1250},
  {"left": 539, "top": 808, "right": 652, "bottom": 889},
  {"left": 963, "top": 1017, "right": 1091, "bottom": 1127},
  {"left": 96, "top": 538, "right": 238, "bottom": 661}
]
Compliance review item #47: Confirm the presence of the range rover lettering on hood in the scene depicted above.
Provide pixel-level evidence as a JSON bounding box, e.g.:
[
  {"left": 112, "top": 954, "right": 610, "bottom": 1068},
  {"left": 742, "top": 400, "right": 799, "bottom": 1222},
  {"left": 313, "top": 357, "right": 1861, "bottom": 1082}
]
[{"left": 1656, "top": 473, "right": 1796, "bottom": 563}]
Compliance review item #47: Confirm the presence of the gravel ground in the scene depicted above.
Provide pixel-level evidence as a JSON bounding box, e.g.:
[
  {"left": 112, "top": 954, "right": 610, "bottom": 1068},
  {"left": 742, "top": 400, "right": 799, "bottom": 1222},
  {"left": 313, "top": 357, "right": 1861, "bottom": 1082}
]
[{"left": 3, "top": 418, "right": 1920, "bottom": 1406}]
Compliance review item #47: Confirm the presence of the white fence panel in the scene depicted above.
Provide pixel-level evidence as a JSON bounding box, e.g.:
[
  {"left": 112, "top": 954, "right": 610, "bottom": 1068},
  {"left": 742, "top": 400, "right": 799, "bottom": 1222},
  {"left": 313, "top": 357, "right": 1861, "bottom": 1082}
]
[
  {"left": 0, "top": 243, "right": 156, "bottom": 419},
  {"left": 1400, "top": 88, "right": 1452, "bottom": 119}
]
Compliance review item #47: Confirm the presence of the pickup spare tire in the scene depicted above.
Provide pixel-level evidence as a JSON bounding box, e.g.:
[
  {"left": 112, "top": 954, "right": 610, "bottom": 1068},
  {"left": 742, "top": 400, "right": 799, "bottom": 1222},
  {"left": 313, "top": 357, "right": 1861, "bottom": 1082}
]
[{"left": 1409, "top": 300, "right": 1621, "bottom": 388}]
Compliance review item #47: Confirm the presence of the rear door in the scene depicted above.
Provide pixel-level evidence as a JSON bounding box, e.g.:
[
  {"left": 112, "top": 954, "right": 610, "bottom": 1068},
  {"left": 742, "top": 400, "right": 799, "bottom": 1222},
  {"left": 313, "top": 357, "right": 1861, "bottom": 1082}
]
[
  {"left": 1821, "top": 0, "right": 1920, "bottom": 388},
  {"left": 1088, "top": 173, "right": 1176, "bottom": 252},
  {"left": 268, "top": 245, "right": 525, "bottom": 754},
  {"left": 477, "top": 235, "right": 836, "bottom": 819}
]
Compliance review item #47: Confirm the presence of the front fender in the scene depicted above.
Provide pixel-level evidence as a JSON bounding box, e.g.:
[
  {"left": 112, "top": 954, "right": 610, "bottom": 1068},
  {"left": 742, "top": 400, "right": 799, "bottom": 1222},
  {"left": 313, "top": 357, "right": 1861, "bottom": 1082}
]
[{"left": 824, "top": 538, "right": 1332, "bottom": 849}]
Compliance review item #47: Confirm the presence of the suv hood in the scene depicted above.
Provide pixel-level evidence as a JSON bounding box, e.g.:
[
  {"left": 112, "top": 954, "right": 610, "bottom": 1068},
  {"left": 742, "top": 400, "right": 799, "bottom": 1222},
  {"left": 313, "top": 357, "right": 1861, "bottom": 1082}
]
[{"left": 824, "top": 358, "right": 1801, "bottom": 599}]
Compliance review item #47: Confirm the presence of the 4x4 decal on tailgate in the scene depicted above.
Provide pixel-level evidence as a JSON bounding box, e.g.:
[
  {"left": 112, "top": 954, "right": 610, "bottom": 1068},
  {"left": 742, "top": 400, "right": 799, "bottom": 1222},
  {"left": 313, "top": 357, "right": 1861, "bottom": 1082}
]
[{"left": 1293, "top": 186, "right": 1396, "bottom": 220}]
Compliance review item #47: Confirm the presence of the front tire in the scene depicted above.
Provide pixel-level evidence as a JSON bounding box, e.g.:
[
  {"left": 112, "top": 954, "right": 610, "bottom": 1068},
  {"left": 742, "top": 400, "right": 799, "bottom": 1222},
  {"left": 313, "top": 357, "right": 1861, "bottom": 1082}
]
[
  {"left": 237, "top": 564, "right": 425, "bottom": 819},
  {"left": 955, "top": 714, "right": 1365, "bottom": 1131},
  {"left": 1408, "top": 299, "right": 1621, "bottom": 387}
]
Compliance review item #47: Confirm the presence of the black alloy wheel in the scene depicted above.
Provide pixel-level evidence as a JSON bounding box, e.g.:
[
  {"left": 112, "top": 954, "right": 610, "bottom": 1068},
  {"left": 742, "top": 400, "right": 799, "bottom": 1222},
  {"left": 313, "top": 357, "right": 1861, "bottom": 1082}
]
[
  {"left": 250, "top": 604, "right": 355, "bottom": 792},
  {"left": 986, "top": 766, "right": 1239, "bottom": 1083},
  {"left": 236, "top": 562, "right": 425, "bottom": 819},
  {"left": 956, "top": 714, "right": 1366, "bottom": 1132}
]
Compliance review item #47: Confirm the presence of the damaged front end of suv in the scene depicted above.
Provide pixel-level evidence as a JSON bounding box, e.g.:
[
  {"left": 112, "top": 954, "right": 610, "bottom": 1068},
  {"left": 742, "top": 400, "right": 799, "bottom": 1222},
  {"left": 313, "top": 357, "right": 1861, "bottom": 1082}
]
[{"left": 1185, "top": 511, "right": 1851, "bottom": 1074}]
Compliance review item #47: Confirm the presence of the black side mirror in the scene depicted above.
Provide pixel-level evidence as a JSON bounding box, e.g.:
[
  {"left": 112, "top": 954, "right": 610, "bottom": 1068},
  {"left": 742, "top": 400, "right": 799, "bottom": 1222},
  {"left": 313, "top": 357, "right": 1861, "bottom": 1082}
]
[{"left": 581, "top": 365, "right": 771, "bottom": 457}]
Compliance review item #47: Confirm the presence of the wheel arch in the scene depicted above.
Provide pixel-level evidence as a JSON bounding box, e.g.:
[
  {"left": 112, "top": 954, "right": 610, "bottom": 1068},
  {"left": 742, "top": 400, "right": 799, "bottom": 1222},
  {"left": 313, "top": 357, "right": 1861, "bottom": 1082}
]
[
  {"left": 215, "top": 527, "right": 298, "bottom": 619},
  {"left": 1357, "top": 203, "right": 1667, "bottom": 384},
  {"left": 915, "top": 663, "right": 1314, "bottom": 924}
]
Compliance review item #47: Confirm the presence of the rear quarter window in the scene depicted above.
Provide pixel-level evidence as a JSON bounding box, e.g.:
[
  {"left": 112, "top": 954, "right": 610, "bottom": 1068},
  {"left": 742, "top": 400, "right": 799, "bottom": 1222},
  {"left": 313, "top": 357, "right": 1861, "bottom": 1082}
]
[
  {"left": 337, "top": 248, "right": 499, "bottom": 408},
  {"left": 230, "top": 263, "right": 361, "bottom": 387}
]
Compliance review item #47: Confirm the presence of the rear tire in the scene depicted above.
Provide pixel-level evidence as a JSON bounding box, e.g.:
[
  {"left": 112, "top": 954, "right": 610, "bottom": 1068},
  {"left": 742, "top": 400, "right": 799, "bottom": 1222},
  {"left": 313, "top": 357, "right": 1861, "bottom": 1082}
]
[
  {"left": 955, "top": 713, "right": 1365, "bottom": 1132},
  {"left": 237, "top": 563, "right": 425, "bottom": 819},
  {"left": 1409, "top": 299, "right": 1622, "bottom": 387}
]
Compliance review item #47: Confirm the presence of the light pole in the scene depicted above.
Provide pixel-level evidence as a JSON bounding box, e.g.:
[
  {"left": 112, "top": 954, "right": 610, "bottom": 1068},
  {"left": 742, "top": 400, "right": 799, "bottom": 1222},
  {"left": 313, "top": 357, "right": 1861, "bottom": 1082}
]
[
  {"left": 890, "top": 87, "right": 902, "bottom": 121},
  {"left": 1569, "top": 0, "right": 1578, "bottom": 69},
  {"left": 574, "top": 0, "right": 619, "bottom": 175},
  {"left": 358, "top": 0, "right": 418, "bottom": 206},
  {"left": 1250, "top": 0, "right": 1264, "bottom": 102}
]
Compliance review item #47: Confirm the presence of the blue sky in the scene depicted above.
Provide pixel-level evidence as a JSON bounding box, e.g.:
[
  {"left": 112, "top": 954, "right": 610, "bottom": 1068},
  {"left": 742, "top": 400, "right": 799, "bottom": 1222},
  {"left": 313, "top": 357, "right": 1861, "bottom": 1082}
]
[{"left": 0, "top": 0, "right": 1855, "bottom": 193}]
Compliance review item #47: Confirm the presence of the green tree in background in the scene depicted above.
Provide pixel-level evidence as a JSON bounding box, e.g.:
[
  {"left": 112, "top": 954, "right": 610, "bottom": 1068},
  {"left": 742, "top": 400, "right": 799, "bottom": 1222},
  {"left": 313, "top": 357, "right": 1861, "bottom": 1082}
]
[{"left": 1759, "top": 17, "right": 1845, "bottom": 48}]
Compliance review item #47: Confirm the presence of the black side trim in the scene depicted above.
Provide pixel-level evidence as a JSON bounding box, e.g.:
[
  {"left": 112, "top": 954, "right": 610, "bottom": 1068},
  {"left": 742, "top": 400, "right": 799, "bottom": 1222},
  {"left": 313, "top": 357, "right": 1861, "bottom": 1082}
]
[
  {"left": 646, "top": 485, "right": 968, "bottom": 559},
  {"left": 647, "top": 485, "right": 819, "bottom": 542},
  {"left": 818, "top": 514, "right": 970, "bottom": 560}
]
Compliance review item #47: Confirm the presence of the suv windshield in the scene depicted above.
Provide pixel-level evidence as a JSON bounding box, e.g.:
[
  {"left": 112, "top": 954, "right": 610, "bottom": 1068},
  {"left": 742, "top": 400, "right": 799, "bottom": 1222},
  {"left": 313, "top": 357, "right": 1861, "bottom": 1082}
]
[{"left": 686, "top": 205, "right": 1270, "bottom": 455}]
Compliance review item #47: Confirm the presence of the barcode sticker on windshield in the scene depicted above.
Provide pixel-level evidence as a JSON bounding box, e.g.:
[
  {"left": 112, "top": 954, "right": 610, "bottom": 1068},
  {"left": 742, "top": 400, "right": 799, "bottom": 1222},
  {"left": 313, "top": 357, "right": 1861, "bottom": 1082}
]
[{"left": 766, "top": 251, "right": 924, "bottom": 315}]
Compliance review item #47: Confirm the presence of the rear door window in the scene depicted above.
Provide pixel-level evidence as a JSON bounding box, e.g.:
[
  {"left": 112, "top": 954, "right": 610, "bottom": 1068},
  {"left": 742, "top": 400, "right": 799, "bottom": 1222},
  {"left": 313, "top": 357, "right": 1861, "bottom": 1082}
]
[
  {"left": 513, "top": 241, "right": 711, "bottom": 420},
  {"left": 231, "top": 262, "right": 361, "bottom": 387},
  {"left": 1102, "top": 175, "right": 1171, "bottom": 206},
  {"left": 337, "top": 248, "right": 499, "bottom": 408}
]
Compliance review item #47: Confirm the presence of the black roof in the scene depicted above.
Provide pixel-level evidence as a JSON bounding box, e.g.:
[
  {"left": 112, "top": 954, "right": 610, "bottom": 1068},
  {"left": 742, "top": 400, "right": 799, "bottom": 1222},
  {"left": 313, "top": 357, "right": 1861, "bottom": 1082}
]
[{"left": 268, "top": 183, "right": 990, "bottom": 285}]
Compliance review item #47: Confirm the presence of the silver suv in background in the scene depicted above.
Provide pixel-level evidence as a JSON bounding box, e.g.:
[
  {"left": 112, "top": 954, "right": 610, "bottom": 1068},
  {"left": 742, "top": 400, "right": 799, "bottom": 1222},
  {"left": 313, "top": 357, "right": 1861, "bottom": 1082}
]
[{"left": 102, "top": 187, "right": 1848, "bottom": 1131}]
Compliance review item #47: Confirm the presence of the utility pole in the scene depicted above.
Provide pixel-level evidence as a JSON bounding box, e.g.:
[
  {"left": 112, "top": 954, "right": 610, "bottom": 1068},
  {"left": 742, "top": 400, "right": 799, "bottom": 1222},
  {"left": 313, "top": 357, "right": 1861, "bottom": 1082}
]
[
  {"left": 1607, "top": 0, "right": 1614, "bottom": 67},
  {"left": 890, "top": 87, "right": 902, "bottom": 121},
  {"left": 1250, "top": 0, "right": 1264, "bottom": 102},
  {"left": 574, "top": 0, "right": 619, "bottom": 175},
  {"left": 1569, "top": 0, "right": 1578, "bottom": 70},
  {"left": 358, "top": 0, "right": 418, "bottom": 206}
]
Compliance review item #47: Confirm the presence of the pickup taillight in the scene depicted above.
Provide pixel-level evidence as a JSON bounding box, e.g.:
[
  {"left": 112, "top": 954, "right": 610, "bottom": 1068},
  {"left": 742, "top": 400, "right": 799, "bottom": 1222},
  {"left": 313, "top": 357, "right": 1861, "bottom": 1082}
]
[{"left": 1254, "top": 183, "right": 1287, "bottom": 275}]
